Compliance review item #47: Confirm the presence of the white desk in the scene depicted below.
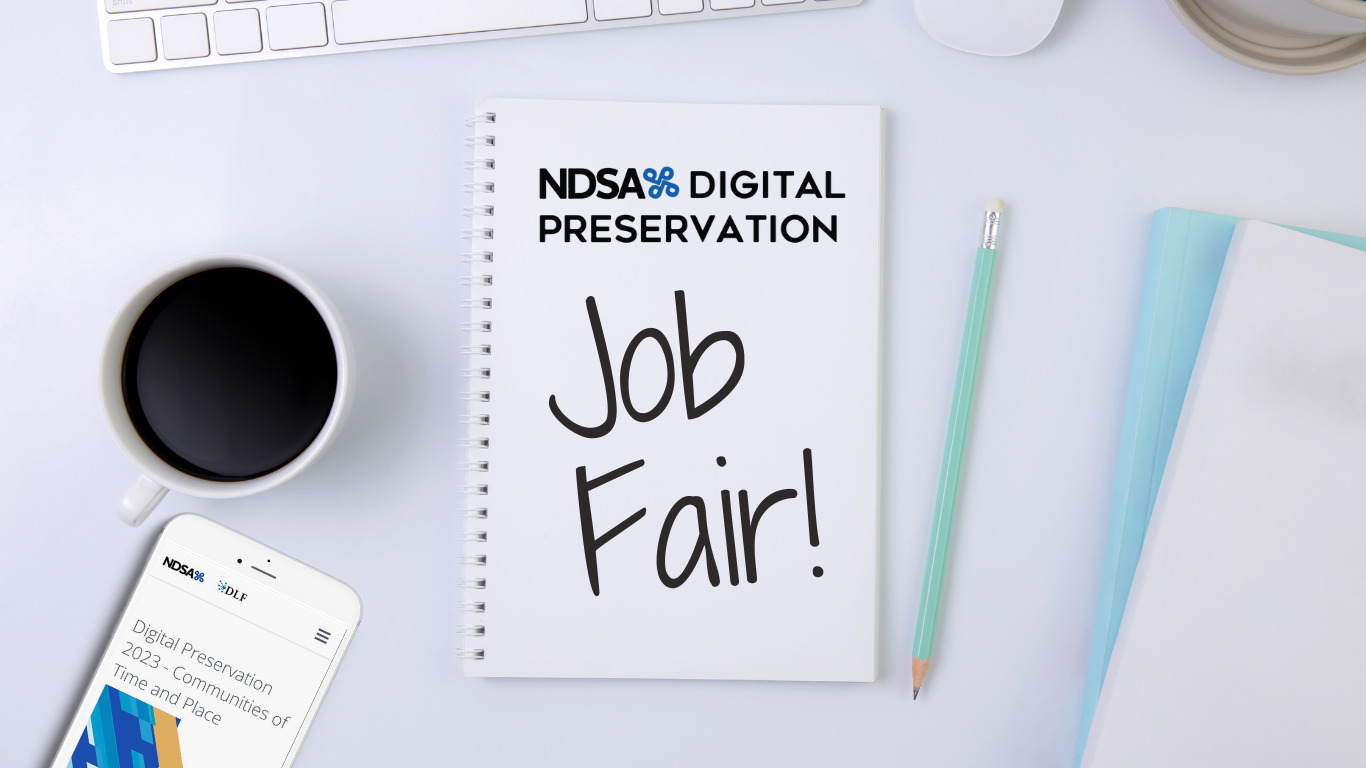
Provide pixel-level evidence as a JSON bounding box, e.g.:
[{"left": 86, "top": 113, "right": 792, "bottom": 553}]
[{"left": 2, "top": 2, "right": 1363, "bottom": 765}]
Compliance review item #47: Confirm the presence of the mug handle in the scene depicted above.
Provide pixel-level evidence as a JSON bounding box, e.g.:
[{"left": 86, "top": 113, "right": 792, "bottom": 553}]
[{"left": 118, "top": 475, "right": 168, "bottom": 527}]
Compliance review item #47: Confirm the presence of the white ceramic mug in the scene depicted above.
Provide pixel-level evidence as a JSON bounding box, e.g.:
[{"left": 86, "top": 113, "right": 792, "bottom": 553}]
[{"left": 98, "top": 254, "right": 354, "bottom": 526}]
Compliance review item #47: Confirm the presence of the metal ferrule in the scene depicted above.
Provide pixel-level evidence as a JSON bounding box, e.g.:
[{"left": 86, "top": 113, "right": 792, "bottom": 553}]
[{"left": 980, "top": 210, "right": 1001, "bottom": 250}]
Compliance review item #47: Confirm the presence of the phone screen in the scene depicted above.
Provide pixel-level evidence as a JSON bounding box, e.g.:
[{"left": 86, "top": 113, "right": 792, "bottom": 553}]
[{"left": 53, "top": 525, "right": 356, "bottom": 768}]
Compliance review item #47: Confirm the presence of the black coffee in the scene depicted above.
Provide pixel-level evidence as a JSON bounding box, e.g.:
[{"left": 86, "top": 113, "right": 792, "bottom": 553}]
[{"left": 122, "top": 267, "right": 338, "bottom": 481}]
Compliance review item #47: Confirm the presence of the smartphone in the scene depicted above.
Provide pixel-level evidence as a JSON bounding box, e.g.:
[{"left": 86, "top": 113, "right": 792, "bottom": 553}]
[{"left": 51, "top": 513, "right": 361, "bottom": 768}]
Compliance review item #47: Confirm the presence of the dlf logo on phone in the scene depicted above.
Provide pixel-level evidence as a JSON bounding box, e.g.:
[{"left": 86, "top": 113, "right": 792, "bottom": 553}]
[
  {"left": 218, "top": 580, "right": 248, "bottom": 602},
  {"left": 163, "top": 557, "right": 204, "bottom": 583}
]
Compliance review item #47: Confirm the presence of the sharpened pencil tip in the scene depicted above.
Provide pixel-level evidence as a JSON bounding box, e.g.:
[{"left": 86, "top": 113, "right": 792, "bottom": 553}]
[{"left": 911, "top": 656, "right": 930, "bottom": 698}]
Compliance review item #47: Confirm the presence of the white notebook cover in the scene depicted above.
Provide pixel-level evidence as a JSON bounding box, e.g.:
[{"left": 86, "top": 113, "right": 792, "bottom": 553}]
[
  {"left": 1082, "top": 221, "right": 1366, "bottom": 765},
  {"left": 460, "top": 99, "right": 884, "bottom": 680}
]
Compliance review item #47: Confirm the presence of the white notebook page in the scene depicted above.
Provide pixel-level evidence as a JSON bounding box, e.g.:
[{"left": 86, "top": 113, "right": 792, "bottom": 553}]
[
  {"left": 1083, "top": 221, "right": 1366, "bottom": 765},
  {"left": 463, "top": 99, "right": 884, "bottom": 680}
]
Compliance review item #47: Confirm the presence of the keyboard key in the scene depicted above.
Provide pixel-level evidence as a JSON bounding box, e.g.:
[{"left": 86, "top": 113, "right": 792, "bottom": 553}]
[
  {"left": 267, "top": 3, "right": 328, "bottom": 50},
  {"left": 595, "top": 0, "right": 651, "bottom": 20},
  {"left": 161, "top": 13, "right": 209, "bottom": 59},
  {"left": 215, "top": 8, "right": 263, "bottom": 54},
  {"left": 712, "top": 0, "right": 756, "bottom": 8},
  {"left": 333, "top": 0, "right": 588, "bottom": 45},
  {"left": 762, "top": 0, "right": 804, "bottom": 4},
  {"left": 108, "top": 17, "right": 157, "bottom": 65},
  {"left": 106, "top": 0, "right": 214, "bottom": 13},
  {"left": 659, "top": 0, "right": 703, "bottom": 12}
]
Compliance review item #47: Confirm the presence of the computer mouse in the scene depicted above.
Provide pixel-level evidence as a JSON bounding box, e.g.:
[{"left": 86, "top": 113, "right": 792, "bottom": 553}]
[{"left": 913, "top": 0, "right": 1065, "bottom": 57}]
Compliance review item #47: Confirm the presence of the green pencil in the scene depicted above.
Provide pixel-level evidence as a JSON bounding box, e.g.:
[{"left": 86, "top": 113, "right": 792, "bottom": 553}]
[{"left": 913, "top": 199, "right": 1004, "bottom": 700}]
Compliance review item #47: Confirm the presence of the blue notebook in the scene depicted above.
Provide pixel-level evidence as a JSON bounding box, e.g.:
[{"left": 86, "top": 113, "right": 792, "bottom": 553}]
[{"left": 1075, "top": 208, "right": 1366, "bottom": 764}]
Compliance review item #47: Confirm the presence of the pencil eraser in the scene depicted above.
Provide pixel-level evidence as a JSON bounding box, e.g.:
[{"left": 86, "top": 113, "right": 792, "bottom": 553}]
[{"left": 986, "top": 198, "right": 1005, "bottom": 214}]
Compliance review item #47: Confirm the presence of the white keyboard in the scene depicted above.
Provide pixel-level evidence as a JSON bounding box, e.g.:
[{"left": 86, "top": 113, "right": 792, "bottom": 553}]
[{"left": 98, "top": 0, "right": 864, "bottom": 73}]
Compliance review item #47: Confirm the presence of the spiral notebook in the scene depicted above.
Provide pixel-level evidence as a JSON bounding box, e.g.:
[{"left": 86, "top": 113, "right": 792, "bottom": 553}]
[{"left": 458, "top": 99, "right": 884, "bottom": 680}]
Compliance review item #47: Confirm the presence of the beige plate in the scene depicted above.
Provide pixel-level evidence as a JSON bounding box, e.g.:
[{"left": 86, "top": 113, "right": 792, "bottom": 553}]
[{"left": 1168, "top": 0, "right": 1366, "bottom": 74}]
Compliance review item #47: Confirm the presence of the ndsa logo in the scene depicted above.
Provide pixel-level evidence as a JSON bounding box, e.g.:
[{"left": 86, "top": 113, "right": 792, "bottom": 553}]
[
  {"left": 163, "top": 556, "right": 204, "bottom": 583},
  {"left": 218, "top": 580, "right": 248, "bottom": 602},
  {"left": 539, "top": 166, "right": 680, "bottom": 200}
]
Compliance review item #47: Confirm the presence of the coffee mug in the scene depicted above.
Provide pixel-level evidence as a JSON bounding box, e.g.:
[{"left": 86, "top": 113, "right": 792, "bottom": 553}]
[{"left": 99, "top": 254, "right": 354, "bottom": 526}]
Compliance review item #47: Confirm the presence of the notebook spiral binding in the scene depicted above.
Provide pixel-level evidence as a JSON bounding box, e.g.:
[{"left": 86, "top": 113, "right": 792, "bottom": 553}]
[{"left": 458, "top": 110, "right": 496, "bottom": 663}]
